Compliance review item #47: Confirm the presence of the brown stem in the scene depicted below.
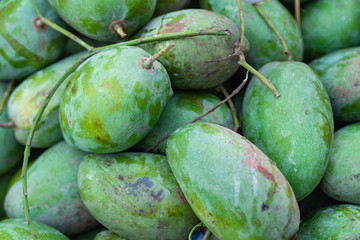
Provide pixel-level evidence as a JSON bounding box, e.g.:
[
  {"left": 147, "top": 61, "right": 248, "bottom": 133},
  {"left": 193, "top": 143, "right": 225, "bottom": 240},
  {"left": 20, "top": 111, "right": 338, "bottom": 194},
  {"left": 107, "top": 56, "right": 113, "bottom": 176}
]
[
  {"left": 0, "top": 121, "right": 15, "bottom": 128},
  {"left": 295, "top": 0, "right": 301, "bottom": 27},
  {"left": 203, "top": 229, "right": 211, "bottom": 240},
  {"left": 0, "top": 80, "right": 14, "bottom": 116},
  {"left": 217, "top": 85, "right": 240, "bottom": 132},
  {"left": 143, "top": 43, "right": 175, "bottom": 69},
  {"left": 236, "top": 0, "right": 246, "bottom": 49}
]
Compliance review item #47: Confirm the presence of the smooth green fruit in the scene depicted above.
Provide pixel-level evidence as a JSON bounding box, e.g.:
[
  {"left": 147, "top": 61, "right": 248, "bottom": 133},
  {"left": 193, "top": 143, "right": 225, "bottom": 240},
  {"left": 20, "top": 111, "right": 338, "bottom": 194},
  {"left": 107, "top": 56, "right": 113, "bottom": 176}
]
[
  {"left": 94, "top": 230, "right": 127, "bottom": 240},
  {"left": 0, "top": 218, "right": 69, "bottom": 239},
  {"left": 154, "top": 0, "right": 190, "bottom": 17},
  {"left": 321, "top": 122, "right": 360, "bottom": 204},
  {"left": 242, "top": 61, "right": 334, "bottom": 200},
  {"left": 309, "top": 47, "right": 360, "bottom": 124},
  {"left": 135, "top": 9, "right": 243, "bottom": 89},
  {"left": 78, "top": 152, "right": 199, "bottom": 240},
  {"left": 297, "top": 205, "right": 360, "bottom": 240},
  {"left": 166, "top": 122, "right": 300, "bottom": 240},
  {"left": 135, "top": 92, "right": 234, "bottom": 154},
  {"left": 4, "top": 141, "right": 98, "bottom": 236},
  {"left": 7, "top": 52, "right": 84, "bottom": 148},
  {"left": 0, "top": 0, "right": 66, "bottom": 81},
  {"left": 48, "top": 0, "right": 156, "bottom": 42},
  {"left": 0, "top": 174, "right": 11, "bottom": 218},
  {"left": 71, "top": 226, "right": 106, "bottom": 240},
  {"left": 201, "top": 0, "right": 303, "bottom": 69},
  {"left": 60, "top": 46, "right": 172, "bottom": 154}
]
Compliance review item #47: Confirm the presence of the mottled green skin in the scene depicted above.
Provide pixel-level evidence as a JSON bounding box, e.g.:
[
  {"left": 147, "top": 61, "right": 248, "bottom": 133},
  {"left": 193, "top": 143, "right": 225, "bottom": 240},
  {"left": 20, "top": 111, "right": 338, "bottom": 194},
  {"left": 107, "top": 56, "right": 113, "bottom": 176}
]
[
  {"left": 4, "top": 141, "right": 98, "bottom": 236},
  {"left": 135, "top": 9, "right": 242, "bottom": 89},
  {"left": 0, "top": 83, "right": 23, "bottom": 176},
  {"left": 166, "top": 122, "right": 300, "bottom": 240},
  {"left": 60, "top": 46, "right": 172, "bottom": 154},
  {"left": 320, "top": 123, "right": 360, "bottom": 204},
  {"left": 301, "top": 0, "right": 360, "bottom": 61},
  {"left": 154, "top": 0, "right": 190, "bottom": 17},
  {"left": 78, "top": 153, "right": 199, "bottom": 240},
  {"left": 297, "top": 205, "right": 360, "bottom": 240},
  {"left": 0, "top": 0, "right": 66, "bottom": 81},
  {"left": 71, "top": 226, "right": 106, "bottom": 240},
  {"left": 0, "top": 174, "right": 11, "bottom": 218},
  {"left": 135, "top": 92, "right": 234, "bottom": 154},
  {"left": 94, "top": 230, "right": 127, "bottom": 240},
  {"left": 242, "top": 61, "right": 334, "bottom": 200},
  {"left": 48, "top": 0, "right": 156, "bottom": 42},
  {"left": 310, "top": 47, "right": 360, "bottom": 124},
  {"left": 201, "top": 0, "right": 303, "bottom": 69},
  {"left": 0, "top": 218, "right": 69, "bottom": 239},
  {"left": 7, "top": 52, "right": 84, "bottom": 148}
]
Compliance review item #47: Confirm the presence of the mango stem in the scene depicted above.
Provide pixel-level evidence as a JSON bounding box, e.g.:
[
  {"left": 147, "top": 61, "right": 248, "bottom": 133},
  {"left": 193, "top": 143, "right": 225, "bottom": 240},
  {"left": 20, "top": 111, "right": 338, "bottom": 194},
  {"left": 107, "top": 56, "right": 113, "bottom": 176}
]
[
  {"left": 217, "top": 85, "right": 240, "bottom": 132},
  {"left": 0, "top": 121, "right": 15, "bottom": 128},
  {"left": 188, "top": 223, "right": 205, "bottom": 240},
  {"left": 295, "top": 0, "right": 301, "bottom": 27},
  {"left": 112, "top": 22, "right": 127, "bottom": 38},
  {"left": 203, "top": 229, "right": 211, "bottom": 240},
  {"left": 236, "top": 0, "right": 246, "bottom": 49},
  {"left": 0, "top": 80, "right": 14, "bottom": 116},
  {"left": 142, "top": 43, "right": 175, "bottom": 69}
]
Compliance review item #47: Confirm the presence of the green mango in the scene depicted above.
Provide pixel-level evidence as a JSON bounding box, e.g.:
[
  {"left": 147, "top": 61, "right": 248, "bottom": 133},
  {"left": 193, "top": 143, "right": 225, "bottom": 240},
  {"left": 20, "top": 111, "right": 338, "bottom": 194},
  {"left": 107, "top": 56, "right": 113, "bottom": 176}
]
[
  {"left": 135, "top": 9, "right": 243, "bottom": 89},
  {"left": 94, "top": 230, "right": 127, "bottom": 240},
  {"left": 78, "top": 152, "right": 199, "bottom": 240},
  {"left": 0, "top": 83, "right": 23, "bottom": 176},
  {"left": 135, "top": 92, "right": 234, "bottom": 154},
  {"left": 7, "top": 52, "right": 84, "bottom": 148},
  {"left": 321, "top": 122, "right": 360, "bottom": 204},
  {"left": 0, "top": 218, "right": 69, "bottom": 239},
  {"left": 309, "top": 47, "right": 360, "bottom": 124},
  {"left": 166, "top": 122, "right": 300, "bottom": 240},
  {"left": 297, "top": 205, "right": 360, "bottom": 240},
  {"left": 4, "top": 141, "right": 98, "bottom": 236},
  {"left": 201, "top": 0, "right": 303, "bottom": 69},
  {"left": 301, "top": 0, "right": 360, "bottom": 61},
  {"left": 0, "top": 174, "right": 11, "bottom": 218},
  {"left": 242, "top": 61, "right": 334, "bottom": 200},
  {"left": 71, "top": 226, "right": 106, "bottom": 240},
  {"left": 0, "top": 0, "right": 67, "bottom": 81},
  {"left": 154, "top": 0, "right": 190, "bottom": 17},
  {"left": 48, "top": 0, "right": 156, "bottom": 42},
  {"left": 60, "top": 46, "right": 172, "bottom": 154}
]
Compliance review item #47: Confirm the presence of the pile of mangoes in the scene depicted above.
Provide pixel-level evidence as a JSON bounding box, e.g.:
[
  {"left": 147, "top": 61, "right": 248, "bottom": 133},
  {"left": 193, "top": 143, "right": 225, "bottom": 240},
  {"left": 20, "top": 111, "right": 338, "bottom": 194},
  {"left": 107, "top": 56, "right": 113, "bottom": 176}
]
[{"left": 0, "top": 0, "right": 360, "bottom": 239}]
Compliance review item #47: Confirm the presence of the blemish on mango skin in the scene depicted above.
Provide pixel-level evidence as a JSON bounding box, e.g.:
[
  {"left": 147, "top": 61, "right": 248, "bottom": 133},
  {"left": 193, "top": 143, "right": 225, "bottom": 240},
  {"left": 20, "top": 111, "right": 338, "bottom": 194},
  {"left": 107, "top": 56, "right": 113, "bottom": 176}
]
[
  {"left": 68, "top": 118, "right": 72, "bottom": 128},
  {"left": 245, "top": 147, "right": 275, "bottom": 182}
]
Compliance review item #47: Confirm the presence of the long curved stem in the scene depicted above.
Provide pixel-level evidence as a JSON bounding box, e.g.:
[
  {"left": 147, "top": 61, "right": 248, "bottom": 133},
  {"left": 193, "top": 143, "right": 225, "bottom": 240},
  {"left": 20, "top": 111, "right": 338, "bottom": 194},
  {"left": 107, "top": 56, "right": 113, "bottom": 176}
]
[
  {"left": 295, "top": 0, "right": 301, "bottom": 27},
  {"left": 188, "top": 223, "right": 204, "bottom": 240},
  {"left": 0, "top": 80, "right": 14, "bottom": 116},
  {"left": 236, "top": 0, "right": 246, "bottom": 49},
  {"left": 217, "top": 85, "right": 240, "bottom": 132}
]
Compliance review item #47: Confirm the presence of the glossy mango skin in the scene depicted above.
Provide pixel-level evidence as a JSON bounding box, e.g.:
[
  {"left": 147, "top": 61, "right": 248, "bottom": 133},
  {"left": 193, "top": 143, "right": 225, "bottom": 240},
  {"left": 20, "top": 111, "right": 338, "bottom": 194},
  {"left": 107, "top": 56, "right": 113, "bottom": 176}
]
[
  {"left": 0, "top": 0, "right": 66, "bottom": 81},
  {"left": 310, "top": 47, "right": 360, "bottom": 124},
  {"left": 135, "top": 92, "right": 234, "bottom": 154},
  {"left": 301, "top": 0, "right": 360, "bottom": 61},
  {"left": 60, "top": 46, "right": 172, "bottom": 154},
  {"left": 135, "top": 9, "right": 242, "bottom": 89},
  {"left": 0, "top": 218, "right": 69, "bottom": 240},
  {"left": 166, "top": 122, "right": 300, "bottom": 240},
  {"left": 242, "top": 61, "right": 334, "bottom": 200},
  {"left": 94, "top": 230, "right": 127, "bottom": 240},
  {"left": 7, "top": 52, "right": 84, "bottom": 148},
  {"left": 154, "top": 0, "right": 190, "bottom": 17},
  {"left": 321, "top": 123, "right": 360, "bottom": 204},
  {"left": 201, "top": 0, "right": 303, "bottom": 69},
  {"left": 48, "top": 0, "right": 156, "bottom": 42},
  {"left": 78, "top": 152, "right": 199, "bottom": 240},
  {"left": 297, "top": 205, "right": 360, "bottom": 240},
  {"left": 4, "top": 141, "right": 98, "bottom": 236}
]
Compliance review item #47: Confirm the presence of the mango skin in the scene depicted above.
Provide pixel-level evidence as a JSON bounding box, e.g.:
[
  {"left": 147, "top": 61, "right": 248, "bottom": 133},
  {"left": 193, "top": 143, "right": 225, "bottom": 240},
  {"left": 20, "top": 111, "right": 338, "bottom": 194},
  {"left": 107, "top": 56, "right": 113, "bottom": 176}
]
[
  {"left": 201, "top": 0, "right": 303, "bottom": 69},
  {"left": 321, "top": 122, "right": 360, "bottom": 204},
  {"left": 0, "top": 174, "right": 11, "bottom": 218},
  {"left": 0, "top": 0, "right": 66, "bottom": 81},
  {"left": 60, "top": 46, "right": 172, "bottom": 154},
  {"left": 297, "top": 205, "right": 360, "bottom": 240},
  {"left": 4, "top": 141, "right": 98, "bottom": 236},
  {"left": 242, "top": 61, "right": 334, "bottom": 200},
  {"left": 135, "top": 9, "right": 242, "bottom": 89},
  {"left": 48, "top": 0, "right": 156, "bottom": 42},
  {"left": 7, "top": 52, "right": 84, "bottom": 148},
  {"left": 0, "top": 218, "right": 69, "bottom": 240},
  {"left": 301, "top": 0, "right": 360, "bottom": 61},
  {"left": 94, "top": 230, "right": 127, "bottom": 240},
  {"left": 310, "top": 47, "right": 360, "bottom": 124},
  {"left": 71, "top": 226, "right": 106, "bottom": 240},
  {"left": 135, "top": 92, "right": 234, "bottom": 154},
  {"left": 154, "top": 0, "right": 190, "bottom": 17},
  {"left": 166, "top": 122, "right": 300, "bottom": 240},
  {"left": 78, "top": 152, "right": 199, "bottom": 240}
]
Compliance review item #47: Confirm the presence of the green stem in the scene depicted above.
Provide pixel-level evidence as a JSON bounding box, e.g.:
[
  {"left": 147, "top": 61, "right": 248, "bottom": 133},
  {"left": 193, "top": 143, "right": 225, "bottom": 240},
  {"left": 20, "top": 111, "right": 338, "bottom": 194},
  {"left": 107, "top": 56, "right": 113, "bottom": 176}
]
[
  {"left": 253, "top": 3, "right": 293, "bottom": 61},
  {"left": 188, "top": 223, "right": 204, "bottom": 240},
  {"left": 143, "top": 43, "right": 175, "bottom": 69},
  {"left": 0, "top": 80, "right": 14, "bottom": 116},
  {"left": 295, "top": 0, "right": 301, "bottom": 27},
  {"left": 217, "top": 85, "right": 240, "bottom": 132},
  {"left": 236, "top": 0, "right": 246, "bottom": 49}
]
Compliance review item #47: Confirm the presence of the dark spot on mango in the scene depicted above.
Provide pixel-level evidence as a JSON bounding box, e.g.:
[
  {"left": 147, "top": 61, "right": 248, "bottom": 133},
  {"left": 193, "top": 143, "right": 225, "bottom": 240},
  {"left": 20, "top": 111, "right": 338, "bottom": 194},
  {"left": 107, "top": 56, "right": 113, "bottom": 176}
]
[{"left": 261, "top": 203, "right": 269, "bottom": 212}]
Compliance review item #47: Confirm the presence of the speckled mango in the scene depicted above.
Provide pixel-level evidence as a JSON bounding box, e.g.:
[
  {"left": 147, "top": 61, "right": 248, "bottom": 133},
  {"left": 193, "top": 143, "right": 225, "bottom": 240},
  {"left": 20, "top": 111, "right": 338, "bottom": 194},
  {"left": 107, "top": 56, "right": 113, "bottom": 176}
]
[
  {"left": 4, "top": 141, "right": 98, "bottom": 236},
  {"left": 60, "top": 46, "right": 172, "bottom": 154},
  {"left": 0, "top": 83, "right": 23, "bottom": 176},
  {"left": 309, "top": 47, "right": 360, "bottom": 124},
  {"left": 296, "top": 205, "right": 360, "bottom": 240},
  {"left": 154, "top": 0, "right": 190, "bottom": 17},
  {"left": 242, "top": 61, "right": 334, "bottom": 200},
  {"left": 135, "top": 92, "right": 234, "bottom": 154},
  {"left": 94, "top": 230, "right": 127, "bottom": 240},
  {"left": 0, "top": 0, "right": 67, "bottom": 81},
  {"left": 166, "top": 122, "right": 300, "bottom": 240},
  {"left": 135, "top": 9, "right": 243, "bottom": 89},
  {"left": 0, "top": 218, "right": 69, "bottom": 240},
  {"left": 321, "top": 122, "right": 360, "bottom": 204},
  {"left": 78, "top": 152, "right": 199, "bottom": 240},
  {"left": 201, "top": 0, "right": 303, "bottom": 69},
  {"left": 48, "top": 0, "right": 156, "bottom": 42},
  {"left": 301, "top": 0, "right": 360, "bottom": 61},
  {"left": 7, "top": 52, "right": 84, "bottom": 148}
]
